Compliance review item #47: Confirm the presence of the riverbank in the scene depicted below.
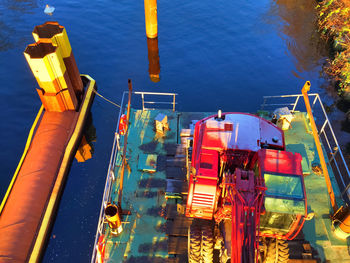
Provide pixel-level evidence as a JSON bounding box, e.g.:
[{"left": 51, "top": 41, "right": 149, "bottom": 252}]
[{"left": 316, "top": 0, "right": 350, "bottom": 157}]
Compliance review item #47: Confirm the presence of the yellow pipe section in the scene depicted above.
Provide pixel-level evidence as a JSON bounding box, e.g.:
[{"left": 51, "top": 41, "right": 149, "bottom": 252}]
[
  {"left": 144, "top": 0, "right": 158, "bottom": 38},
  {"left": 301, "top": 81, "right": 338, "bottom": 213},
  {"left": 0, "top": 105, "right": 44, "bottom": 215}
]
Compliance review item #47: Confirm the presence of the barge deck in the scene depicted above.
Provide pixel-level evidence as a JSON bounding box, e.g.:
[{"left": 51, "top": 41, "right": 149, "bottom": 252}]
[{"left": 92, "top": 91, "right": 350, "bottom": 263}]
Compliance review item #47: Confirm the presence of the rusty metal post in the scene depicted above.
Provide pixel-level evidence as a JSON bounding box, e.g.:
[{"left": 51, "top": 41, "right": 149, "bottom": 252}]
[
  {"left": 301, "top": 81, "right": 338, "bottom": 213},
  {"left": 118, "top": 79, "right": 133, "bottom": 209}
]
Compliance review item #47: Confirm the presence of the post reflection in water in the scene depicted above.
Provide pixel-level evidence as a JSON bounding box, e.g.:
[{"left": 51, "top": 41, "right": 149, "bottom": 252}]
[
  {"left": 147, "top": 37, "right": 160, "bottom": 83},
  {"left": 75, "top": 111, "right": 96, "bottom": 163},
  {"left": 268, "top": 0, "right": 327, "bottom": 75}
]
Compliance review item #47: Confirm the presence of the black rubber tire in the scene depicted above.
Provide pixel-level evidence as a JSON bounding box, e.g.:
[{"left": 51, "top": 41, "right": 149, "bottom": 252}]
[
  {"left": 201, "top": 223, "right": 214, "bottom": 263},
  {"left": 188, "top": 224, "right": 201, "bottom": 263},
  {"left": 277, "top": 240, "right": 289, "bottom": 262},
  {"left": 264, "top": 239, "right": 289, "bottom": 263}
]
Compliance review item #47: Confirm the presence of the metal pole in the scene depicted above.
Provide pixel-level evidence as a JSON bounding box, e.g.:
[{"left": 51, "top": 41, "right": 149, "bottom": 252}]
[
  {"left": 301, "top": 81, "right": 338, "bottom": 213},
  {"left": 118, "top": 79, "right": 132, "bottom": 209}
]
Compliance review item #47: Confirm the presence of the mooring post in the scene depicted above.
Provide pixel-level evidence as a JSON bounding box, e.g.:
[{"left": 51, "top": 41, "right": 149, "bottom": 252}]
[
  {"left": 32, "top": 22, "right": 83, "bottom": 99},
  {"left": 24, "top": 40, "right": 77, "bottom": 112},
  {"left": 144, "top": 0, "right": 158, "bottom": 38}
]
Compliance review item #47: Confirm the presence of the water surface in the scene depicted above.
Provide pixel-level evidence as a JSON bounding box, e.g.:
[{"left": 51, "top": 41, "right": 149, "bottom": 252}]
[{"left": 0, "top": 0, "right": 331, "bottom": 261}]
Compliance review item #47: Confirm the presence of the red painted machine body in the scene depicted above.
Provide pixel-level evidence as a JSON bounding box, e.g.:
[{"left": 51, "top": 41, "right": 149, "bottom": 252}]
[
  {"left": 185, "top": 112, "right": 307, "bottom": 263},
  {"left": 186, "top": 113, "right": 284, "bottom": 219}
]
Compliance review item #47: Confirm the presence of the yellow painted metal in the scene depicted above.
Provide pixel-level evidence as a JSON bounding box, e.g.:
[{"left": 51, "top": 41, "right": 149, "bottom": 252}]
[
  {"left": 0, "top": 105, "right": 44, "bottom": 216},
  {"left": 24, "top": 41, "right": 66, "bottom": 89},
  {"left": 28, "top": 75, "right": 95, "bottom": 263},
  {"left": 33, "top": 22, "right": 83, "bottom": 96},
  {"left": 144, "top": 0, "right": 158, "bottom": 38},
  {"left": 33, "top": 22, "right": 72, "bottom": 58},
  {"left": 24, "top": 40, "right": 77, "bottom": 111},
  {"left": 37, "top": 91, "right": 67, "bottom": 112},
  {"left": 301, "top": 81, "right": 338, "bottom": 213}
]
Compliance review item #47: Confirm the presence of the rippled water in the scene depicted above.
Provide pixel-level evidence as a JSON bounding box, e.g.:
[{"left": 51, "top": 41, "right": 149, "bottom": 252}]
[{"left": 0, "top": 0, "right": 332, "bottom": 261}]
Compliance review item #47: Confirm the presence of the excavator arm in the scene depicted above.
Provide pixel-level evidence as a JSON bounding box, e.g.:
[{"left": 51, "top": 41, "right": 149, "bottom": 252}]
[{"left": 215, "top": 168, "right": 266, "bottom": 263}]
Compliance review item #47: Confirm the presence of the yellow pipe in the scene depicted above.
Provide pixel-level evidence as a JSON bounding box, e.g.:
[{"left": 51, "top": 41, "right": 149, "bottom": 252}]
[
  {"left": 0, "top": 105, "right": 44, "bottom": 215},
  {"left": 301, "top": 81, "right": 338, "bottom": 213},
  {"left": 144, "top": 0, "right": 158, "bottom": 38},
  {"left": 29, "top": 75, "right": 95, "bottom": 262}
]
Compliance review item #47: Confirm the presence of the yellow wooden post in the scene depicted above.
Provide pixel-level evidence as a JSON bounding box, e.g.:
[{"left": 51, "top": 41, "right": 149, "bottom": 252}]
[
  {"left": 24, "top": 40, "right": 77, "bottom": 111},
  {"left": 33, "top": 22, "right": 83, "bottom": 98},
  {"left": 301, "top": 81, "right": 338, "bottom": 213},
  {"left": 144, "top": 0, "right": 158, "bottom": 38}
]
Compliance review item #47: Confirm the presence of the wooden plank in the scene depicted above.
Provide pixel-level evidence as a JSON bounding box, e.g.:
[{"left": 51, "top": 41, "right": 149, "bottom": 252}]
[
  {"left": 166, "top": 179, "right": 186, "bottom": 194},
  {"left": 166, "top": 157, "right": 186, "bottom": 167},
  {"left": 167, "top": 255, "right": 187, "bottom": 263},
  {"left": 166, "top": 166, "right": 186, "bottom": 180},
  {"left": 168, "top": 236, "right": 188, "bottom": 254},
  {"left": 181, "top": 183, "right": 188, "bottom": 193},
  {"left": 166, "top": 204, "right": 178, "bottom": 220},
  {"left": 166, "top": 216, "right": 192, "bottom": 236},
  {"left": 156, "top": 155, "right": 167, "bottom": 172},
  {"left": 165, "top": 144, "right": 177, "bottom": 156},
  {"left": 166, "top": 203, "right": 186, "bottom": 220},
  {"left": 288, "top": 260, "right": 317, "bottom": 263},
  {"left": 175, "top": 145, "right": 186, "bottom": 157}
]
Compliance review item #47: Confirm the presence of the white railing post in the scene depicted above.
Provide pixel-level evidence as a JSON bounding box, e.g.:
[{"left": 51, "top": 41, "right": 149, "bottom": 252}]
[{"left": 292, "top": 95, "right": 300, "bottom": 112}]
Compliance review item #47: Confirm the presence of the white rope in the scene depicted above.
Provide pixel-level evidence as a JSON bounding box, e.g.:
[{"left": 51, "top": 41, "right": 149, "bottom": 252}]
[{"left": 92, "top": 88, "right": 121, "bottom": 108}]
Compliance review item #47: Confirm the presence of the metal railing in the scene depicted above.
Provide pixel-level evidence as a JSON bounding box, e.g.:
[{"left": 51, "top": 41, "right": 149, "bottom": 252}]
[
  {"left": 134, "top": 91, "right": 177, "bottom": 111},
  {"left": 261, "top": 93, "right": 350, "bottom": 203},
  {"left": 90, "top": 91, "right": 177, "bottom": 263}
]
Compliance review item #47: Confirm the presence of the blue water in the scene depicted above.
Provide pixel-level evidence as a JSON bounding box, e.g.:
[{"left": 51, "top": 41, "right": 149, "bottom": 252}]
[{"left": 0, "top": 0, "right": 331, "bottom": 261}]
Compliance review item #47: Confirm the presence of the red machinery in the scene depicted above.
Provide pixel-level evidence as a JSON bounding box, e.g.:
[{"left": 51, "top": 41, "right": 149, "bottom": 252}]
[{"left": 186, "top": 113, "right": 307, "bottom": 263}]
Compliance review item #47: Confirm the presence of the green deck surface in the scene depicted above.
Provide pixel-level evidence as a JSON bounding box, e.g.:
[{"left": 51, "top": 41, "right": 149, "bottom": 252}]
[
  {"left": 284, "top": 111, "right": 349, "bottom": 262},
  {"left": 103, "top": 109, "right": 349, "bottom": 262},
  {"left": 104, "top": 110, "right": 210, "bottom": 262}
]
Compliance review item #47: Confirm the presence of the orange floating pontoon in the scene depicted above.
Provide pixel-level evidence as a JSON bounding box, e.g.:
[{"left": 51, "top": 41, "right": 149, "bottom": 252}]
[{"left": 0, "top": 75, "right": 95, "bottom": 263}]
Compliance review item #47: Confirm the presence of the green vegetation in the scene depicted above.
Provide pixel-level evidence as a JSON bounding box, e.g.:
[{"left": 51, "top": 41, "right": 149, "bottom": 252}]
[{"left": 317, "top": 0, "right": 350, "bottom": 98}]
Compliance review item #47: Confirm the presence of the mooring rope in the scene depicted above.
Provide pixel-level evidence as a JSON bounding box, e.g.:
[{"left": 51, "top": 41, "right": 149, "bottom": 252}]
[{"left": 91, "top": 88, "right": 121, "bottom": 108}]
